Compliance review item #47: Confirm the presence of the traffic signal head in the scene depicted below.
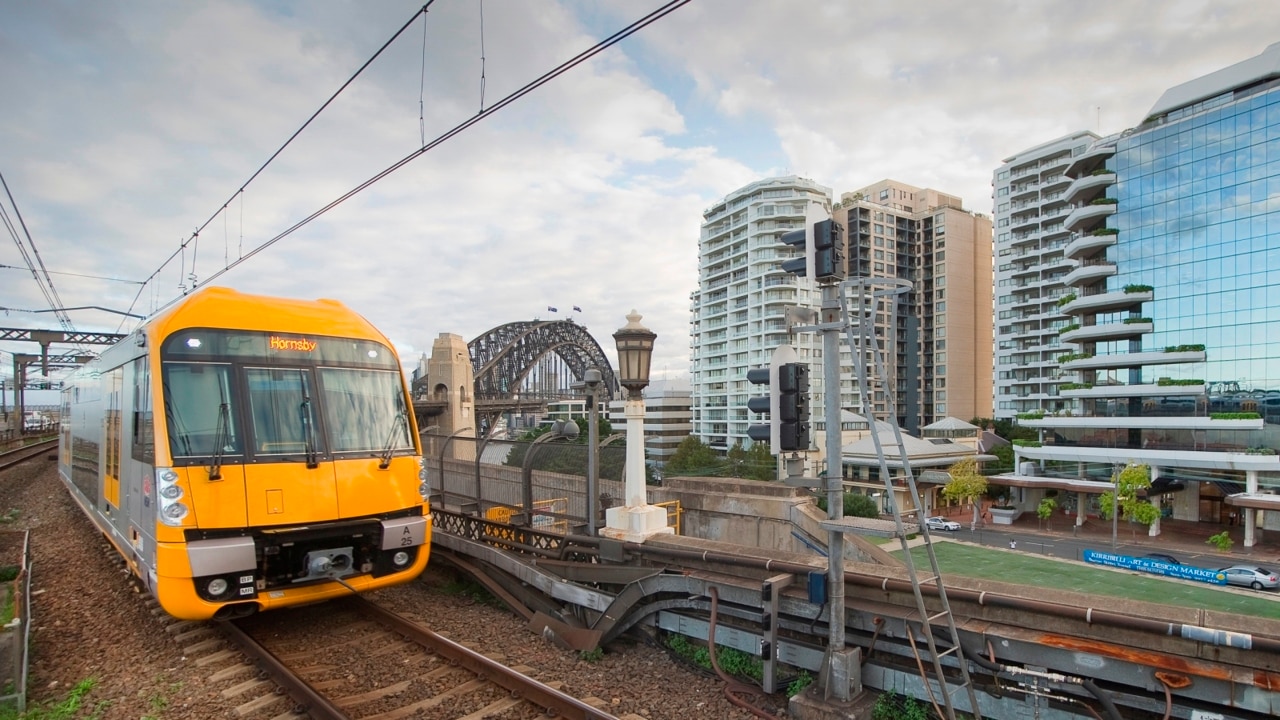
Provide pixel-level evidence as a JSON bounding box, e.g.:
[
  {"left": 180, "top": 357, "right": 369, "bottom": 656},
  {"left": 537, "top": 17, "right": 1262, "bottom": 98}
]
[
  {"left": 813, "top": 219, "right": 844, "bottom": 283},
  {"left": 779, "top": 228, "right": 807, "bottom": 277},
  {"left": 777, "top": 362, "right": 810, "bottom": 452},
  {"left": 746, "top": 367, "right": 777, "bottom": 449}
]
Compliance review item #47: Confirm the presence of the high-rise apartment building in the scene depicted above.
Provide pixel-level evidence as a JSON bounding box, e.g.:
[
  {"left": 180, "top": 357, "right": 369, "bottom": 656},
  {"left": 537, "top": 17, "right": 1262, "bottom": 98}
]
[
  {"left": 836, "top": 181, "right": 993, "bottom": 431},
  {"left": 1006, "top": 42, "right": 1280, "bottom": 541},
  {"left": 690, "top": 176, "right": 991, "bottom": 451},
  {"left": 992, "top": 132, "right": 1101, "bottom": 418},
  {"left": 690, "top": 176, "right": 830, "bottom": 450}
]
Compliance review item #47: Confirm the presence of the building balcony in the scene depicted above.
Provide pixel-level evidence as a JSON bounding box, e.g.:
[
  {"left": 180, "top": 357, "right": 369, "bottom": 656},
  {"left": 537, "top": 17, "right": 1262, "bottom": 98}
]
[
  {"left": 1040, "top": 173, "right": 1071, "bottom": 191},
  {"left": 1064, "top": 203, "right": 1117, "bottom": 233},
  {"left": 1019, "top": 415, "right": 1262, "bottom": 431},
  {"left": 1059, "top": 382, "right": 1204, "bottom": 399},
  {"left": 1059, "top": 349, "right": 1205, "bottom": 371},
  {"left": 1064, "top": 172, "right": 1117, "bottom": 205},
  {"left": 1010, "top": 183, "right": 1040, "bottom": 201},
  {"left": 1011, "top": 214, "right": 1041, "bottom": 232},
  {"left": 1062, "top": 260, "right": 1117, "bottom": 287},
  {"left": 1061, "top": 288, "right": 1151, "bottom": 315},
  {"left": 1060, "top": 320, "right": 1151, "bottom": 344},
  {"left": 1064, "top": 232, "right": 1118, "bottom": 260},
  {"left": 1064, "top": 144, "right": 1116, "bottom": 177}
]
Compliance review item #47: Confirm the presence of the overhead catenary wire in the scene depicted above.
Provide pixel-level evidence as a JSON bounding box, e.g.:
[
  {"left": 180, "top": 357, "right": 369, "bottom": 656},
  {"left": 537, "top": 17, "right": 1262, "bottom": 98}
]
[
  {"left": 0, "top": 170, "right": 75, "bottom": 333},
  {"left": 119, "top": 1, "right": 440, "bottom": 326},
  {"left": 168, "top": 0, "right": 691, "bottom": 295}
]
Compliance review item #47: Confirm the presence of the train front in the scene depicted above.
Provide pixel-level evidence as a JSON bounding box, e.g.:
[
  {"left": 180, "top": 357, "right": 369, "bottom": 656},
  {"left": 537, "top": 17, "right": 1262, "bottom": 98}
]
[{"left": 151, "top": 326, "right": 431, "bottom": 620}]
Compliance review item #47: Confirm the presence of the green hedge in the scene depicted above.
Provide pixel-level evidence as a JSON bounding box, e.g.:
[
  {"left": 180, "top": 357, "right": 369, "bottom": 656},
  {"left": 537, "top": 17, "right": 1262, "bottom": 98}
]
[
  {"left": 1058, "top": 323, "right": 1080, "bottom": 335},
  {"left": 1123, "top": 284, "right": 1153, "bottom": 293},
  {"left": 1056, "top": 293, "right": 1076, "bottom": 307},
  {"left": 1091, "top": 228, "right": 1119, "bottom": 235},
  {"left": 1059, "top": 382, "right": 1093, "bottom": 391},
  {"left": 1056, "top": 352, "right": 1092, "bottom": 363},
  {"left": 1164, "top": 344, "right": 1205, "bottom": 352},
  {"left": 1090, "top": 197, "right": 1119, "bottom": 205},
  {"left": 1012, "top": 439, "right": 1042, "bottom": 448},
  {"left": 1210, "top": 412, "right": 1261, "bottom": 420},
  {"left": 1156, "top": 378, "right": 1203, "bottom": 386},
  {"left": 1123, "top": 317, "right": 1152, "bottom": 324}
]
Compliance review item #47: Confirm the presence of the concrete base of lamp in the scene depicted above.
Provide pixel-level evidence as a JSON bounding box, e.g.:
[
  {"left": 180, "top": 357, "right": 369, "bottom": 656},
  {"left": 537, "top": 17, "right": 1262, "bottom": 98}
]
[{"left": 601, "top": 504, "right": 673, "bottom": 543}]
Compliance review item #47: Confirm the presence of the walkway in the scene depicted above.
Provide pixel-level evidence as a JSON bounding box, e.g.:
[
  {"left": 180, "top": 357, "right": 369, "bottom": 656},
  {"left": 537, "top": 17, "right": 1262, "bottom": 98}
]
[{"left": 929, "top": 504, "right": 1280, "bottom": 568}]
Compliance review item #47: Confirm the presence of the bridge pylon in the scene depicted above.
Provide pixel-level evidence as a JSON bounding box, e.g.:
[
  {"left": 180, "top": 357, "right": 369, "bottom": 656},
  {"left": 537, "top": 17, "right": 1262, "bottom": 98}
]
[{"left": 422, "top": 333, "right": 476, "bottom": 461}]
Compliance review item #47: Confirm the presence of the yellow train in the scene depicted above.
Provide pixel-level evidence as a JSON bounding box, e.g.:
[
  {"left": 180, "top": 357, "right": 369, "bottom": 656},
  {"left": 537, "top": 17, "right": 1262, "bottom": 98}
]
[{"left": 58, "top": 287, "right": 431, "bottom": 620}]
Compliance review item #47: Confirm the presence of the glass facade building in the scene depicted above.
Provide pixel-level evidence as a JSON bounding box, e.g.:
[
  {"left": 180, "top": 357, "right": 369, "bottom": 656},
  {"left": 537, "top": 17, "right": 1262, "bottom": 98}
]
[
  {"left": 1113, "top": 87, "right": 1280, "bottom": 398},
  {"left": 1003, "top": 43, "right": 1280, "bottom": 544}
]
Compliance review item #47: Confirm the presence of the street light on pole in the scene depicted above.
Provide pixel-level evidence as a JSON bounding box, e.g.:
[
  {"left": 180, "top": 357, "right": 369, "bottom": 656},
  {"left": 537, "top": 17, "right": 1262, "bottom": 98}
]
[
  {"left": 574, "top": 367, "right": 604, "bottom": 535},
  {"left": 602, "top": 311, "right": 673, "bottom": 542},
  {"left": 1111, "top": 465, "right": 1120, "bottom": 550}
]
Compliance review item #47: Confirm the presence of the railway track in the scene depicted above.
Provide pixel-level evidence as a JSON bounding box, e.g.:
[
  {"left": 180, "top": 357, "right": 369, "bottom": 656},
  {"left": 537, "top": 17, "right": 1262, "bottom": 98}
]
[
  {"left": 0, "top": 438, "right": 56, "bottom": 472},
  {"left": 215, "top": 596, "right": 625, "bottom": 720}
]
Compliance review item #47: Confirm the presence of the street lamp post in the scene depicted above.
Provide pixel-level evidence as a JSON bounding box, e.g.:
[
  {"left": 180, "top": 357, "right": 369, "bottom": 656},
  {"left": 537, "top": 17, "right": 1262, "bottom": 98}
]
[
  {"left": 582, "top": 368, "right": 603, "bottom": 535},
  {"left": 602, "top": 311, "right": 673, "bottom": 542}
]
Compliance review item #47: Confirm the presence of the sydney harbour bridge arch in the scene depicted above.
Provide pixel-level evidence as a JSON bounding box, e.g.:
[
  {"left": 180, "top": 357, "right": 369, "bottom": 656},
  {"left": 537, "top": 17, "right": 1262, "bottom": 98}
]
[{"left": 412, "top": 319, "right": 620, "bottom": 437}]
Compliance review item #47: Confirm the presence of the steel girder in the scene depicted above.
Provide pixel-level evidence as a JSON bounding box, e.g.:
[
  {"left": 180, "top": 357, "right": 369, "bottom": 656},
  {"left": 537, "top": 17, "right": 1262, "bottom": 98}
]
[{"left": 469, "top": 320, "right": 619, "bottom": 403}]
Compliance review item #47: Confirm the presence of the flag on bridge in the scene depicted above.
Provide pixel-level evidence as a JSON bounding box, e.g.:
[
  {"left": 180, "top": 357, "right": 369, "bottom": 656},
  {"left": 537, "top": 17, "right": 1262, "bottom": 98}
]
[
  {"left": 572, "top": 306, "right": 582, "bottom": 312},
  {"left": 547, "top": 306, "right": 558, "bottom": 312}
]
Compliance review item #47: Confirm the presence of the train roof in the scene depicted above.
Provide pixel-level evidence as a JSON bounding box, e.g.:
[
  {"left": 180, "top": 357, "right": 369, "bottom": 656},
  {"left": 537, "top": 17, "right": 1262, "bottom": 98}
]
[{"left": 145, "top": 286, "right": 386, "bottom": 343}]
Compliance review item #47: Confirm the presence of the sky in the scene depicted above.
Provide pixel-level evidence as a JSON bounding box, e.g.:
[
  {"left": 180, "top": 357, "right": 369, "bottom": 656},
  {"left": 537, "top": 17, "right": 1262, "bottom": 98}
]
[{"left": 3, "top": 0, "right": 1280, "bottom": 398}]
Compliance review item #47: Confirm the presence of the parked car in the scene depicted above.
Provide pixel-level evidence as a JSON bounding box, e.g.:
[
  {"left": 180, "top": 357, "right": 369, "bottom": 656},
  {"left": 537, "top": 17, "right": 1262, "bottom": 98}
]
[
  {"left": 1142, "top": 553, "right": 1181, "bottom": 565},
  {"left": 925, "top": 516, "right": 961, "bottom": 531},
  {"left": 1219, "top": 565, "right": 1279, "bottom": 590}
]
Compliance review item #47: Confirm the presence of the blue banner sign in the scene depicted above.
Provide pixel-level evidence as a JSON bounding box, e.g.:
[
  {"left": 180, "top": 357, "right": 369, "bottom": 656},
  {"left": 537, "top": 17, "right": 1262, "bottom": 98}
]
[{"left": 1082, "top": 549, "right": 1227, "bottom": 585}]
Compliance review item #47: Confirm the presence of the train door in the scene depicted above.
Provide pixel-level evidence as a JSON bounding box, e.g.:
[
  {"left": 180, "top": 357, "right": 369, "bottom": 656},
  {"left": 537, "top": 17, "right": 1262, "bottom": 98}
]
[
  {"left": 242, "top": 367, "right": 339, "bottom": 524},
  {"left": 127, "top": 355, "right": 158, "bottom": 567},
  {"left": 103, "top": 368, "right": 123, "bottom": 513}
]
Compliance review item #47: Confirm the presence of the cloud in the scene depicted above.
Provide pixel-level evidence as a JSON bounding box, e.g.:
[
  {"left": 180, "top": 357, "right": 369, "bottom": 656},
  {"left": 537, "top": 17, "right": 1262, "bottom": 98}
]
[{"left": 3, "top": 0, "right": 1278, "bottom": 395}]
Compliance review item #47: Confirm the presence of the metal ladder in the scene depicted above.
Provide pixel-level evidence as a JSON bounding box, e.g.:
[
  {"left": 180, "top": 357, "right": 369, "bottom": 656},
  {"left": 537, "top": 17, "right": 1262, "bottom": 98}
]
[{"left": 838, "top": 278, "right": 982, "bottom": 720}]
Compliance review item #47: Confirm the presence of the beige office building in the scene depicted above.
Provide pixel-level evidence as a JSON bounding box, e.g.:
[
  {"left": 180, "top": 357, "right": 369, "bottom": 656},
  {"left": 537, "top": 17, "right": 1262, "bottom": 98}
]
[{"left": 834, "top": 180, "right": 994, "bottom": 431}]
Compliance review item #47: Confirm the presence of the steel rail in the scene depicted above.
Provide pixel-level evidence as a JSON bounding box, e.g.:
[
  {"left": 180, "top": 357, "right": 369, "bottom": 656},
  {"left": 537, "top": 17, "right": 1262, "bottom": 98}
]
[
  {"left": 352, "top": 597, "right": 620, "bottom": 720},
  {"left": 220, "top": 618, "right": 349, "bottom": 720},
  {"left": 0, "top": 439, "right": 57, "bottom": 473}
]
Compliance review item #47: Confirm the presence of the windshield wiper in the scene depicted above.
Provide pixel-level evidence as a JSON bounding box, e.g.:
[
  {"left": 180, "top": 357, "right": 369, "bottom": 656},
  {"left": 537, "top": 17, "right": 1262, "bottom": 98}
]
[
  {"left": 299, "top": 374, "right": 319, "bottom": 469},
  {"left": 378, "top": 412, "right": 408, "bottom": 470},
  {"left": 208, "top": 402, "right": 229, "bottom": 480}
]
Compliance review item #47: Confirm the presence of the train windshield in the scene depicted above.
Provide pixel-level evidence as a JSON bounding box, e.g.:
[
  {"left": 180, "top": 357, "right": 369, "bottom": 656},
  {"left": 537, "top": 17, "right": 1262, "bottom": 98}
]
[
  {"left": 160, "top": 329, "right": 411, "bottom": 465},
  {"left": 319, "top": 368, "right": 412, "bottom": 454},
  {"left": 245, "top": 368, "right": 321, "bottom": 460},
  {"left": 163, "top": 363, "right": 244, "bottom": 459}
]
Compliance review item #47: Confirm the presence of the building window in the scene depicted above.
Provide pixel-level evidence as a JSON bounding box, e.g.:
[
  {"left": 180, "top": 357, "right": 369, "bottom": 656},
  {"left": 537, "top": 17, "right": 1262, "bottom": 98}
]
[{"left": 998, "top": 186, "right": 1009, "bottom": 196}]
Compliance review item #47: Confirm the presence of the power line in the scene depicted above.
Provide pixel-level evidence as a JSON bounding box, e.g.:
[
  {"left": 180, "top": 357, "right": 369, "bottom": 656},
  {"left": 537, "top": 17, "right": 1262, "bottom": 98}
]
[
  {"left": 122, "top": 0, "right": 689, "bottom": 323},
  {"left": 187, "top": 0, "right": 691, "bottom": 293},
  {"left": 122, "top": 1, "right": 440, "bottom": 326},
  {"left": 0, "top": 264, "right": 144, "bottom": 285},
  {"left": 0, "top": 171, "right": 76, "bottom": 332}
]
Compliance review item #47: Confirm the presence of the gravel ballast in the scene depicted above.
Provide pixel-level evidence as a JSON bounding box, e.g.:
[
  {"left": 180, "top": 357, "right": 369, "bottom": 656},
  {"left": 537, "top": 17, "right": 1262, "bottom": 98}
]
[{"left": 2, "top": 456, "right": 766, "bottom": 719}]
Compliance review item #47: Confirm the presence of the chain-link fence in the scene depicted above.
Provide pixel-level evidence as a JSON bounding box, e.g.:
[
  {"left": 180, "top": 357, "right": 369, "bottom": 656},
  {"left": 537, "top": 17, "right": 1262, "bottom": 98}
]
[{"left": 422, "top": 432, "right": 630, "bottom": 532}]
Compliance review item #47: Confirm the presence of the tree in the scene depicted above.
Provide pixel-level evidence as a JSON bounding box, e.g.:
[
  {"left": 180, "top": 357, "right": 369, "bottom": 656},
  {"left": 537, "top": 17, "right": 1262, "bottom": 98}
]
[
  {"left": 1037, "top": 497, "right": 1057, "bottom": 531},
  {"left": 1098, "top": 462, "right": 1160, "bottom": 539},
  {"left": 666, "top": 436, "right": 725, "bottom": 477},
  {"left": 815, "top": 492, "right": 880, "bottom": 519},
  {"left": 743, "top": 442, "right": 777, "bottom": 482},
  {"left": 941, "top": 457, "right": 988, "bottom": 530}
]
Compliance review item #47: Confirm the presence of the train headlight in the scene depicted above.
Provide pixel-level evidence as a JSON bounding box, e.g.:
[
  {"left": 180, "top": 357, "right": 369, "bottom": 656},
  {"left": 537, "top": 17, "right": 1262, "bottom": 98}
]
[
  {"left": 207, "top": 578, "right": 229, "bottom": 597},
  {"left": 418, "top": 482, "right": 430, "bottom": 501},
  {"left": 392, "top": 551, "right": 410, "bottom": 567},
  {"left": 162, "top": 503, "right": 188, "bottom": 523},
  {"left": 417, "top": 457, "right": 427, "bottom": 481},
  {"left": 156, "top": 467, "right": 189, "bottom": 526}
]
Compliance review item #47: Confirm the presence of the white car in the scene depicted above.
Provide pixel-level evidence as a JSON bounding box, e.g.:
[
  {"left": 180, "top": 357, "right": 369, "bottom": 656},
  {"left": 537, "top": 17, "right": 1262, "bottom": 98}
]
[{"left": 925, "top": 516, "right": 961, "bottom": 531}]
